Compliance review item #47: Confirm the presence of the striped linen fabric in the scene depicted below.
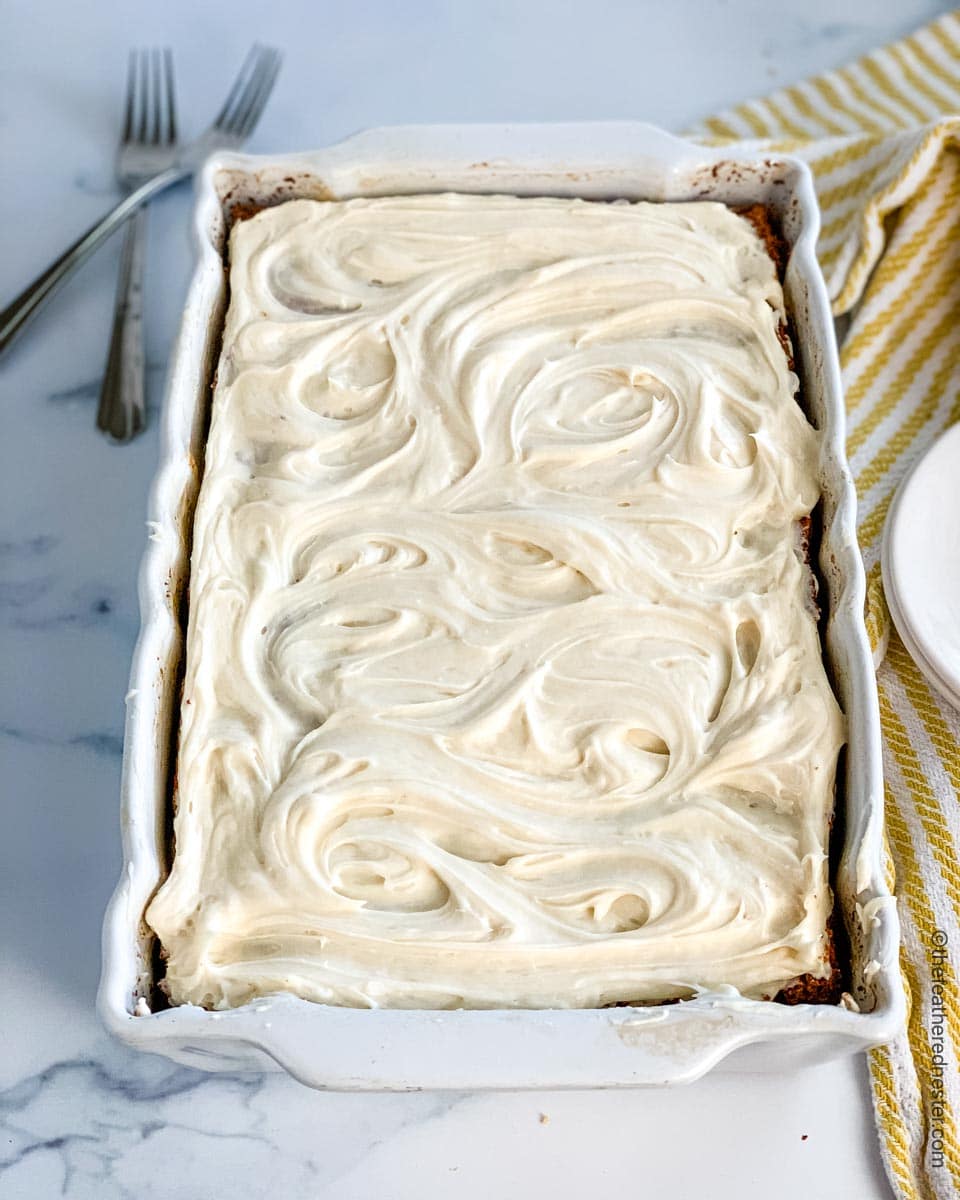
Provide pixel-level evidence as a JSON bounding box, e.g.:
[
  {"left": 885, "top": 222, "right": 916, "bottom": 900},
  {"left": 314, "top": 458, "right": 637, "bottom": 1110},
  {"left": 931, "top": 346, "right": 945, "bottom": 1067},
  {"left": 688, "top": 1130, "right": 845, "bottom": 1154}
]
[{"left": 686, "top": 11, "right": 960, "bottom": 1199}]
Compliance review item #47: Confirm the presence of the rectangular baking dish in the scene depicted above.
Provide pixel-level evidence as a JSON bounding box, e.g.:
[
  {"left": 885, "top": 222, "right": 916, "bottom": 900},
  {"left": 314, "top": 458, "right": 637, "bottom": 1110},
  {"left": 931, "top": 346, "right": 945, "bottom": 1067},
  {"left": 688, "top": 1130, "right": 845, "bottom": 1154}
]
[{"left": 99, "top": 121, "right": 904, "bottom": 1088}]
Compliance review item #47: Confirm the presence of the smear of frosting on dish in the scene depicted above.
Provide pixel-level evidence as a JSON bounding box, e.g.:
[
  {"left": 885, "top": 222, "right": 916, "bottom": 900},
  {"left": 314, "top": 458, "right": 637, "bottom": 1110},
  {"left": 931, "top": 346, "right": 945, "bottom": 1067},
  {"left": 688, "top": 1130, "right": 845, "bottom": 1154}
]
[{"left": 147, "top": 194, "right": 845, "bottom": 1010}]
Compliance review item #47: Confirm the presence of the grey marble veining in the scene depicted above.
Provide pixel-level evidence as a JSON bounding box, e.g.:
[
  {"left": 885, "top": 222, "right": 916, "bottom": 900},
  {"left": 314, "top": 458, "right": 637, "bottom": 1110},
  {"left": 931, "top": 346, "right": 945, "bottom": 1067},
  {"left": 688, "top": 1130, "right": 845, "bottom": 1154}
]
[
  {"left": 1, "top": 1044, "right": 470, "bottom": 1198},
  {"left": 4, "top": 0, "right": 946, "bottom": 1196}
]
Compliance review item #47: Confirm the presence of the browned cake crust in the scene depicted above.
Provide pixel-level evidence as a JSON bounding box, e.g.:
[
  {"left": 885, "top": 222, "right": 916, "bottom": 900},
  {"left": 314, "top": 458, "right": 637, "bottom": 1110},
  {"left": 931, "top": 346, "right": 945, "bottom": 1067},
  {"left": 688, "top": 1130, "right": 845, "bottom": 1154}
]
[
  {"left": 737, "top": 203, "right": 789, "bottom": 276},
  {"left": 227, "top": 201, "right": 265, "bottom": 225},
  {"left": 777, "top": 920, "right": 842, "bottom": 1004}
]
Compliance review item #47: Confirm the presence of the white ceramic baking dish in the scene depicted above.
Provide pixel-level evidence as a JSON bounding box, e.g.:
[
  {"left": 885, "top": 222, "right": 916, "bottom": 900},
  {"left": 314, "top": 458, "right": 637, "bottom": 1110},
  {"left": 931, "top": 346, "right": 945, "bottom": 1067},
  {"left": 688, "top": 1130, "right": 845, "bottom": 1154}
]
[{"left": 99, "top": 121, "right": 905, "bottom": 1089}]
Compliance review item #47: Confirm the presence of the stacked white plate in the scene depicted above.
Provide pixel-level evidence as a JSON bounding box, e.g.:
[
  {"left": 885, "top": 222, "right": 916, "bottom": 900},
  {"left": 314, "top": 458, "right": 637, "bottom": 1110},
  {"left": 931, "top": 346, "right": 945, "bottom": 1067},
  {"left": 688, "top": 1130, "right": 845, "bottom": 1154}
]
[{"left": 882, "top": 423, "right": 960, "bottom": 709}]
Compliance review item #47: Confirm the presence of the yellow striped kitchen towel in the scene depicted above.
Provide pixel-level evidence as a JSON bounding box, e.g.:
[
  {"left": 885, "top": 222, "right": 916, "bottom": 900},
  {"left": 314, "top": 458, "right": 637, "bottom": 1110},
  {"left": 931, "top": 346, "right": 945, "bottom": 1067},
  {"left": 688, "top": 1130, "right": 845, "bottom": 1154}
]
[{"left": 687, "top": 11, "right": 960, "bottom": 1200}]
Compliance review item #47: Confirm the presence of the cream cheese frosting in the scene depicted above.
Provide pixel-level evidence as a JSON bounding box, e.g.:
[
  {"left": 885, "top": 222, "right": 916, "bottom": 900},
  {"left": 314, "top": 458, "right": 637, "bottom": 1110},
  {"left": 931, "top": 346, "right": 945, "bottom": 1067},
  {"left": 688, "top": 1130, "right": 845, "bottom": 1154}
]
[{"left": 147, "top": 193, "right": 845, "bottom": 1010}]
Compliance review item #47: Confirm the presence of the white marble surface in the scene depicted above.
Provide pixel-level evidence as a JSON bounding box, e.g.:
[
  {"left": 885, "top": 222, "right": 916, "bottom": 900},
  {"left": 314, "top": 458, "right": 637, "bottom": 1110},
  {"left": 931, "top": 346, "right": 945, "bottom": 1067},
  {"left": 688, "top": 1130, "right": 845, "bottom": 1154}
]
[{"left": 1, "top": 1, "right": 946, "bottom": 1195}]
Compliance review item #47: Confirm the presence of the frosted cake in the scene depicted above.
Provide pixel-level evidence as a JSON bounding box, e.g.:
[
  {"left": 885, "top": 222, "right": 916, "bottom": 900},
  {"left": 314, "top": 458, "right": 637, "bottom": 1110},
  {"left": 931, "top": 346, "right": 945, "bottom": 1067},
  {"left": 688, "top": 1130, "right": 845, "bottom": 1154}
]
[{"left": 147, "top": 194, "right": 845, "bottom": 1010}]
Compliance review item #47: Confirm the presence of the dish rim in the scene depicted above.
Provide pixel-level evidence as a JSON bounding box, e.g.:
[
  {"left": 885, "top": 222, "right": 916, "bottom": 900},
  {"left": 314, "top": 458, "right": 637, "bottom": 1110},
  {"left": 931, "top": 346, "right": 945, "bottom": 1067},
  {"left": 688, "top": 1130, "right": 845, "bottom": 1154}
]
[{"left": 98, "top": 120, "right": 904, "bottom": 1089}]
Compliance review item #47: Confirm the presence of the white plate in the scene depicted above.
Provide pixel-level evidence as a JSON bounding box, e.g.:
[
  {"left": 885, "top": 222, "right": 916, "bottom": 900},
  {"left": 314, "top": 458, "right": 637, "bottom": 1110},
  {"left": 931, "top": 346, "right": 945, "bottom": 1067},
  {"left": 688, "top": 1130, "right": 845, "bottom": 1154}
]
[
  {"left": 98, "top": 122, "right": 904, "bottom": 1089},
  {"left": 882, "top": 423, "right": 960, "bottom": 708}
]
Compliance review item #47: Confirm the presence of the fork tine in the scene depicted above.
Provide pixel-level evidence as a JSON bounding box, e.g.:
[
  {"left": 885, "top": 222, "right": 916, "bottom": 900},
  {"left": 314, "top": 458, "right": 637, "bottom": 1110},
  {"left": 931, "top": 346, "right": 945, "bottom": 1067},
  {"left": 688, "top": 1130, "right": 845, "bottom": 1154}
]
[
  {"left": 123, "top": 51, "right": 136, "bottom": 142},
  {"left": 164, "top": 48, "right": 177, "bottom": 144},
  {"left": 152, "top": 49, "right": 162, "bottom": 144},
  {"left": 213, "top": 44, "right": 262, "bottom": 129},
  {"left": 229, "top": 46, "right": 276, "bottom": 132},
  {"left": 235, "top": 49, "right": 282, "bottom": 137},
  {"left": 137, "top": 48, "right": 149, "bottom": 143}
]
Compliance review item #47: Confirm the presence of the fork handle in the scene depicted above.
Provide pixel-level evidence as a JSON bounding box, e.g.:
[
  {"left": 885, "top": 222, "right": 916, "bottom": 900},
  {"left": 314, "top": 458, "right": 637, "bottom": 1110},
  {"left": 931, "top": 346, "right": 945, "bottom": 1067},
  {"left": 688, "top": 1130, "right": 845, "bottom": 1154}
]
[
  {"left": 97, "top": 206, "right": 148, "bottom": 442},
  {"left": 0, "top": 165, "right": 185, "bottom": 358}
]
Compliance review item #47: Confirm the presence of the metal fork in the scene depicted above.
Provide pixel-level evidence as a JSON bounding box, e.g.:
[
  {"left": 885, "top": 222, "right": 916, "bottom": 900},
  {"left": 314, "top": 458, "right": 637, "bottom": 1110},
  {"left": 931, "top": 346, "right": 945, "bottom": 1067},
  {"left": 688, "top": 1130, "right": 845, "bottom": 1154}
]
[
  {"left": 97, "top": 49, "right": 177, "bottom": 442},
  {"left": 0, "top": 44, "right": 282, "bottom": 358}
]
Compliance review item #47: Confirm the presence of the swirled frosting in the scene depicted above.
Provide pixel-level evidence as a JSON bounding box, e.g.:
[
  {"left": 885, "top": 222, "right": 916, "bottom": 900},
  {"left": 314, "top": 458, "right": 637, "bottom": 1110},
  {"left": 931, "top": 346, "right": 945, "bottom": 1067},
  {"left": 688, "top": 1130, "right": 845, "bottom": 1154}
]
[{"left": 147, "top": 194, "right": 845, "bottom": 1010}]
